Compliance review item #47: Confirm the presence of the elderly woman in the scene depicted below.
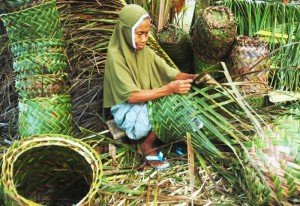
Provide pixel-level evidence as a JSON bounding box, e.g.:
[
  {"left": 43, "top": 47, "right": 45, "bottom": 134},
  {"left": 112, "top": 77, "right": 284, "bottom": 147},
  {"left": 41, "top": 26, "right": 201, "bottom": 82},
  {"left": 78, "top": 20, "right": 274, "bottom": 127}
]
[{"left": 103, "top": 4, "right": 196, "bottom": 169}]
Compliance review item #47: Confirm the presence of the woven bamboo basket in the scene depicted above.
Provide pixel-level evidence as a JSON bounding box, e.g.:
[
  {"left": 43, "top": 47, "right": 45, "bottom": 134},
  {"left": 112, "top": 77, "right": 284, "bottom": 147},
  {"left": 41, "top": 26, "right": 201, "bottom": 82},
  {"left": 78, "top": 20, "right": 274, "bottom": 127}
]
[
  {"left": 0, "top": 0, "right": 64, "bottom": 43},
  {"left": 157, "top": 26, "right": 194, "bottom": 73},
  {"left": 192, "top": 6, "right": 236, "bottom": 64},
  {"left": 10, "top": 38, "right": 66, "bottom": 58},
  {"left": 15, "top": 73, "right": 69, "bottom": 99},
  {"left": 14, "top": 53, "right": 68, "bottom": 77},
  {"left": 1, "top": 134, "right": 103, "bottom": 205},
  {"left": 18, "top": 95, "right": 73, "bottom": 138}
]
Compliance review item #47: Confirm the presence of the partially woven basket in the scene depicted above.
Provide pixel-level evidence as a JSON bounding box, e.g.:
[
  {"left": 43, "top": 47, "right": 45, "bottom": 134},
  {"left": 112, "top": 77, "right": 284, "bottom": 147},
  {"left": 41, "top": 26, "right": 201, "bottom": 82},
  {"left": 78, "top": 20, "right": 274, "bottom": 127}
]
[
  {"left": 1, "top": 135, "right": 103, "bottom": 205},
  {"left": 0, "top": 0, "right": 64, "bottom": 43},
  {"left": 18, "top": 95, "right": 73, "bottom": 138},
  {"left": 15, "top": 73, "right": 69, "bottom": 99}
]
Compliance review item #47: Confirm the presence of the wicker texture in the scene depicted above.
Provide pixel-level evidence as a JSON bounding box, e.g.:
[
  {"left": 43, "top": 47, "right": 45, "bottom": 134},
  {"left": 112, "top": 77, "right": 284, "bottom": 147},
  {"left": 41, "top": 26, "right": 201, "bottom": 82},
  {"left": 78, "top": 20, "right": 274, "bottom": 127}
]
[
  {"left": 18, "top": 95, "right": 73, "bottom": 138},
  {"left": 249, "top": 107, "right": 300, "bottom": 204},
  {"left": 229, "top": 35, "right": 270, "bottom": 93},
  {"left": 0, "top": 0, "right": 64, "bottom": 43},
  {"left": 192, "top": 6, "right": 236, "bottom": 63},
  {"left": 14, "top": 53, "right": 68, "bottom": 77},
  {"left": 10, "top": 38, "right": 66, "bottom": 58},
  {"left": 157, "top": 27, "right": 193, "bottom": 73},
  {"left": 15, "top": 73, "right": 69, "bottom": 99},
  {"left": 2, "top": 0, "right": 51, "bottom": 12},
  {"left": 1, "top": 135, "right": 103, "bottom": 205}
]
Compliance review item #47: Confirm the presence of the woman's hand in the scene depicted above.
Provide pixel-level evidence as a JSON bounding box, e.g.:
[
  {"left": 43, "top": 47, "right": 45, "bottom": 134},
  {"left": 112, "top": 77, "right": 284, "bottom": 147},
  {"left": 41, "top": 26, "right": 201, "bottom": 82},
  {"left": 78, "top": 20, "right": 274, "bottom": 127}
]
[
  {"left": 175, "top": 72, "right": 197, "bottom": 80},
  {"left": 166, "top": 79, "right": 193, "bottom": 94}
]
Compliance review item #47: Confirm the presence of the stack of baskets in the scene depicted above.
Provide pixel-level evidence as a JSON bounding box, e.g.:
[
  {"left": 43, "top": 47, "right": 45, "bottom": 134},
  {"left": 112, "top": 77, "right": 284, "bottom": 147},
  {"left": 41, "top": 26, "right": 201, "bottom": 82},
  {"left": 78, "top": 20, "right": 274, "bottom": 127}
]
[
  {"left": 0, "top": 0, "right": 72, "bottom": 137},
  {"left": 0, "top": 1, "right": 103, "bottom": 204}
]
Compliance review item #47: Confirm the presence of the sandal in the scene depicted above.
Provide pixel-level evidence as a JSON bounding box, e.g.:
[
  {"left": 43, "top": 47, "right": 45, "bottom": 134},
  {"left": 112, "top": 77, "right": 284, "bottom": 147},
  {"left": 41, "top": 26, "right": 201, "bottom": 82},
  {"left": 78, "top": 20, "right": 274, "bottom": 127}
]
[{"left": 145, "top": 151, "right": 170, "bottom": 170}]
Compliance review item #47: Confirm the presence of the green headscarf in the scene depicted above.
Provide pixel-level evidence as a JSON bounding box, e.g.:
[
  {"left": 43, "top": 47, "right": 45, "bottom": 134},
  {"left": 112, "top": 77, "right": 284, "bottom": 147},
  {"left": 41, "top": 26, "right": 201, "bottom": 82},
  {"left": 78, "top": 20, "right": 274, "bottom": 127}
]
[{"left": 103, "top": 4, "right": 179, "bottom": 108}]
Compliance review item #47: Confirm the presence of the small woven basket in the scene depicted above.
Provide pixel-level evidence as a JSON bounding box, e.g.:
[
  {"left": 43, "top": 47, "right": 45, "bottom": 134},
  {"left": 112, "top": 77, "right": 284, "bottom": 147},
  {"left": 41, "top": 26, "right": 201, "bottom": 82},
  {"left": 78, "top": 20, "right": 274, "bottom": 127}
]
[
  {"left": 0, "top": 0, "right": 64, "bottom": 43},
  {"left": 1, "top": 134, "right": 103, "bottom": 205},
  {"left": 15, "top": 73, "right": 70, "bottom": 99},
  {"left": 10, "top": 38, "right": 66, "bottom": 58},
  {"left": 18, "top": 95, "right": 73, "bottom": 138}
]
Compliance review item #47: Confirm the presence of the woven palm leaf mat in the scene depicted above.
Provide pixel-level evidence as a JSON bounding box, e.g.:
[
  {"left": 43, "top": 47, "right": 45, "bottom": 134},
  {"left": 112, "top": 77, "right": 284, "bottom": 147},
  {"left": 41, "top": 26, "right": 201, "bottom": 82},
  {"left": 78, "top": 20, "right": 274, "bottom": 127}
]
[{"left": 1, "top": 135, "right": 102, "bottom": 205}]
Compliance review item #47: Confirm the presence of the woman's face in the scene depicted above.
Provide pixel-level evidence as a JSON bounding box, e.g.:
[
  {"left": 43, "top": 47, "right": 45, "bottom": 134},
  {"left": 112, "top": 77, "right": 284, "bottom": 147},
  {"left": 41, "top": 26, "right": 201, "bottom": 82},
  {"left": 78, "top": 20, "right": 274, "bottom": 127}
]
[{"left": 134, "top": 18, "right": 151, "bottom": 50}]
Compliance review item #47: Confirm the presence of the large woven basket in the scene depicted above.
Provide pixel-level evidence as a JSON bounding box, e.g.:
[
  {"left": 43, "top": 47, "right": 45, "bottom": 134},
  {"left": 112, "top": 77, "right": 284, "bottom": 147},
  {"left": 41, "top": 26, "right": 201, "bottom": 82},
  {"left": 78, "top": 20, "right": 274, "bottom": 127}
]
[
  {"left": 1, "top": 135, "right": 103, "bottom": 205},
  {"left": 10, "top": 38, "right": 66, "bottom": 58},
  {"left": 18, "top": 95, "right": 73, "bottom": 138},
  {"left": 15, "top": 73, "right": 69, "bottom": 99},
  {"left": 0, "top": 0, "right": 64, "bottom": 43},
  {"left": 192, "top": 6, "right": 236, "bottom": 63}
]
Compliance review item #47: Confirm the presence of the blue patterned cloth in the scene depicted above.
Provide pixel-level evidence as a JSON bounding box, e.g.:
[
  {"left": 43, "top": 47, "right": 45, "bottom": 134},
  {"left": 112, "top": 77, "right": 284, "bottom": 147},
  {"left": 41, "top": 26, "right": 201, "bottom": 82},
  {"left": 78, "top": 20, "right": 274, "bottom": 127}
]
[{"left": 111, "top": 102, "right": 152, "bottom": 140}]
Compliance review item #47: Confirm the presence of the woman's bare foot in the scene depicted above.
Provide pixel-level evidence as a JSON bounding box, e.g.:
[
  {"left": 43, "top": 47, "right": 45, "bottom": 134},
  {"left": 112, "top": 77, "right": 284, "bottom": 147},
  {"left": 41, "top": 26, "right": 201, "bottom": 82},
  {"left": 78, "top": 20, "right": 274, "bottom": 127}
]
[{"left": 141, "top": 131, "right": 169, "bottom": 168}]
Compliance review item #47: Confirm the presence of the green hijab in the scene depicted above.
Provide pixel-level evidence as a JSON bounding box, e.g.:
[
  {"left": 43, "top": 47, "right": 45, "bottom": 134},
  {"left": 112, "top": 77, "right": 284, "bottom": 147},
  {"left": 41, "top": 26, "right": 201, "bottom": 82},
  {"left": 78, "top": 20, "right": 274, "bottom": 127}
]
[{"left": 103, "top": 4, "right": 179, "bottom": 108}]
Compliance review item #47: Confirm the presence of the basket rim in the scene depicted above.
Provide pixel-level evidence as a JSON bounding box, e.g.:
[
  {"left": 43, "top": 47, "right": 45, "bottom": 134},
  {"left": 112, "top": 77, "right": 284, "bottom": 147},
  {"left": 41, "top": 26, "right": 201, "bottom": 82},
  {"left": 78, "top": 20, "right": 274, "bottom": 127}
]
[{"left": 1, "top": 134, "right": 103, "bottom": 205}]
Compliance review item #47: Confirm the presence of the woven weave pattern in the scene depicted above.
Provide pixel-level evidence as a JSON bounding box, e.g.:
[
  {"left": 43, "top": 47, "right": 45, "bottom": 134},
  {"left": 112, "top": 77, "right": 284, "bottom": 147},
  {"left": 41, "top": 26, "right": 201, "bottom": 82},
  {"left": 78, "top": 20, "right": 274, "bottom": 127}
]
[
  {"left": 229, "top": 35, "right": 270, "bottom": 93},
  {"left": 18, "top": 95, "right": 72, "bottom": 138},
  {"left": 157, "top": 27, "right": 193, "bottom": 73},
  {"left": 14, "top": 53, "right": 68, "bottom": 77},
  {"left": 1, "top": 135, "right": 103, "bottom": 205},
  {"left": 0, "top": 1, "right": 63, "bottom": 43},
  {"left": 249, "top": 107, "right": 300, "bottom": 201},
  {"left": 10, "top": 38, "right": 66, "bottom": 58},
  {"left": 192, "top": 6, "right": 236, "bottom": 63},
  {"left": 2, "top": 0, "right": 51, "bottom": 12},
  {"left": 148, "top": 92, "right": 208, "bottom": 143},
  {"left": 0, "top": 0, "right": 72, "bottom": 138},
  {"left": 15, "top": 74, "right": 69, "bottom": 99}
]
